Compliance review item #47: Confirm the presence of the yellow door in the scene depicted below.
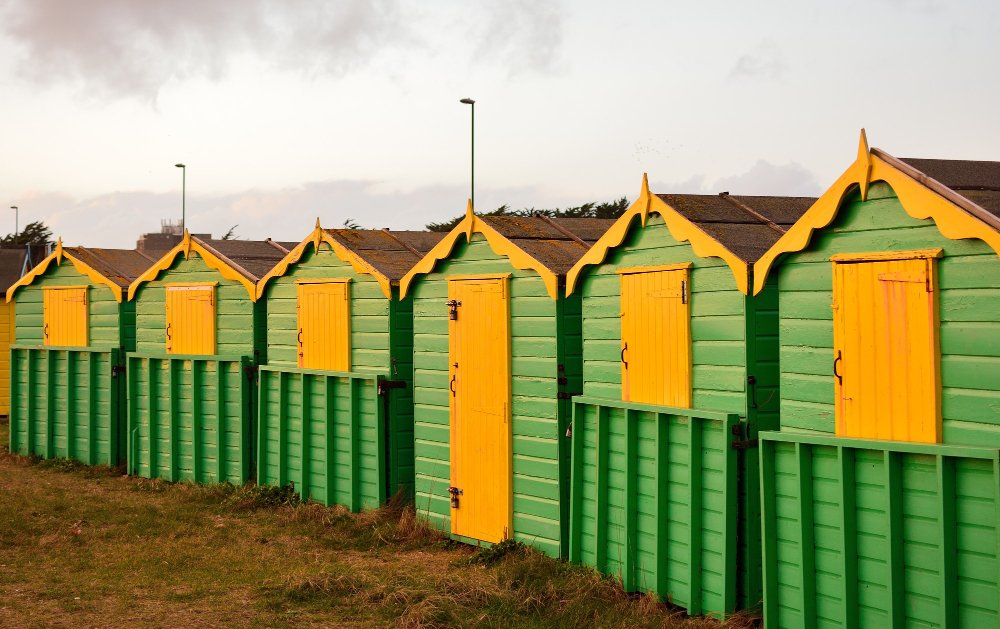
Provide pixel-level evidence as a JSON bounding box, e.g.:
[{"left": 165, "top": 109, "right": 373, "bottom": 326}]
[
  {"left": 43, "top": 287, "right": 88, "bottom": 347},
  {"left": 619, "top": 266, "right": 691, "bottom": 407},
  {"left": 165, "top": 285, "right": 216, "bottom": 355},
  {"left": 448, "top": 276, "right": 511, "bottom": 543},
  {"left": 0, "top": 301, "right": 13, "bottom": 415},
  {"left": 297, "top": 281, "right": 350, "bottom": 370},
  {"left": 833, "top": 254, "right": 940, "bottom": 443}
]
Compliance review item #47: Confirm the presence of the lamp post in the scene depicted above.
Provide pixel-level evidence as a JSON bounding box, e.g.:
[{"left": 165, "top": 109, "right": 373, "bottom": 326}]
[
  {"left": 175, "top": 163, "right": 186, "bottom": 233},
  {"left": 10, "top": 206, "right": 17, "bottom": 241},
  {"left": 459, "top": 98, "right": 475, "bottom": 208}
]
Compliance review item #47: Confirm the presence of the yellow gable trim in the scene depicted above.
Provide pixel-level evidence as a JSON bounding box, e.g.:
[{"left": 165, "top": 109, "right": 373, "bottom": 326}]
[
  {"left": 399, "top": 200, "right": 562, "bottom": 300},
  {"left": 255, "top": 224, "right": 393, "bottom": 300},
  {"left": 6, "top": 245, "right": 125, "bottom": 303},
  {"left": 751, "top": 131, "right": 1000, "bottom": 295},
  {"left": 565, "top": 175, "right": 750, "bottom": 296},
  {"left": 127, "top": 232, "right": 257, "bottom": 301}
]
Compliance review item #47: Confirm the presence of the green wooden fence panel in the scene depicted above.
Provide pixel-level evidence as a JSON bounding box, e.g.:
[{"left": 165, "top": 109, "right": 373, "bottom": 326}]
[
  {"left": 569, "top": 395, "right": 741, "bottom": 618},
  {"left": 127, "top": 353, "right": 252, "bottom": 484},
  {"left": 760, "top": 431, "right": 1000, "bottom": 629},
  {"left": 256, "top": 365, "right": 385, "bottom": 511},
  {"left": 8, "top": 345, "right": 123, "bottom": 466}
]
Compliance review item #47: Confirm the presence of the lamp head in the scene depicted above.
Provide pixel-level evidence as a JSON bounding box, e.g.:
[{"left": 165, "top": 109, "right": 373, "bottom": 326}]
[
  {"left": 459, "top": 98, "right": 475, "bottom": 105},
  {"left": 175, "top": 163, "right": 185, "bottom": 169}
]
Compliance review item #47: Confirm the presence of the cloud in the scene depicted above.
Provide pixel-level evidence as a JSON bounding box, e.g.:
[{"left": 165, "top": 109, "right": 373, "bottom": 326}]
[
  {"left": 13, "top": 178, "right": 574, "bottom": 248},
  {"left": 0, "top": 0, "right": 565, "bottom": 100},
  {"left": 729, "top": 42, "right": 787, "bottom": 81},
  {"left": 653, "top": 159, "right": 822, "bottom": 197}
]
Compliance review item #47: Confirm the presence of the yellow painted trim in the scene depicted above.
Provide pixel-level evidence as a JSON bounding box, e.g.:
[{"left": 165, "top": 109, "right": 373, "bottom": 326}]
[
  {"left": 617, "top": 262, "right": 693, "bottom": 275},
  {"left": 565, "top": 175, "right": 750, "bottom": 296},
  {"left": 128, "top": 231, "right": 258, "bottom": 301},
  {"left": 294, "top": 278, "right": 352, "bottom": 285},
  {"left": 255, "top": 224, "right": 393, "bottom": 300},
  {"left": 446, "top": 273, "right": 513, "bottom": 282},
  {"left": 42, "top": 284, "right": 90, "bottom": 290},
  {"left": 6, "top": 246, "right": 125, "bottom": 304},
  {"left": 830, "top": 248, "right": 943, "bottom": 263},
  {"left": 752, "top": 130, "right": 1000, "bottom": 294},
  {"left": 399, "top": 200, "right": 562, "bottom": 300}
]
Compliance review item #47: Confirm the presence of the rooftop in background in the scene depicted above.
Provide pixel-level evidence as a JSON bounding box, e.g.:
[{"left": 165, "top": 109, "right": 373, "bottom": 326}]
[
  {"left": 0, "top": 245, "right": 49, "bottom": 297},
  {"left": 655, "top": 193, "right": 817, "bottom": 263},
  {"left": 898, "top": 157, "right": 1000, "bottom": 219},
  {"left": 477, "top": 215, "right": 616, "bottom": 275}
]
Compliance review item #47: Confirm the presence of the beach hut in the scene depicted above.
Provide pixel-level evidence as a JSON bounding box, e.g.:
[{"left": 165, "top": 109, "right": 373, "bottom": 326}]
[
  {"left": 399, "top": 203, "right": 614, "bottom": 558},
  {"left": 0, "top": 245, "right": 46, "bottom": 415},
  {"left": 754, "top": 132, "right": 1000, "bottom": 627},
  {"left": 126, "top": 232, "right": 288, "bottom": 484},
  {"left": 6, "top": 241, "right": 152, "bottom": 465},
  {"left": 563, "top": 176, "right": 815, "bottom": 617},
  {"left": 255, "top": 222, "right": 444, "bottom": 510}
]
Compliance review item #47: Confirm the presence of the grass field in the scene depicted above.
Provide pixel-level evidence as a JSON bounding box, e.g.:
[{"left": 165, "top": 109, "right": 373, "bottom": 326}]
[{"left": 0, "top": 420, "right": 750, "bottom": 628}]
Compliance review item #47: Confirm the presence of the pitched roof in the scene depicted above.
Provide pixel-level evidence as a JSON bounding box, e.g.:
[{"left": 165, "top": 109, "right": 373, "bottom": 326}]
[
  {"left": 63, "top": 247, "right": 154, "bottom": 288},
  {"left": 0, "top": 248, "right": 28, "bottom": 297},
  {"left": 323, "top": 229, "right": 445, "bottom": 282},
  {"left": 655, "top": 193, "right": 817, "bottom": 263},
  {"left": 898, "top": 157, "right": 1000, "bottom": 220},
  {"left": 195, "top": 238, "right": 289, "bottom": 282},
  {"left": 477, "top": 215, "right": 616, "bottom": 275}
]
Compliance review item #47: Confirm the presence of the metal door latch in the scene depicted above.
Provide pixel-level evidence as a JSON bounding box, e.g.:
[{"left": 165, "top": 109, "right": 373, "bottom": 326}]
[
  {"left": 448, "top": 486, "right": 463, "bottom": 508},
  {"left": 446, "top": 299, "right": 462, "bottom": 320}
]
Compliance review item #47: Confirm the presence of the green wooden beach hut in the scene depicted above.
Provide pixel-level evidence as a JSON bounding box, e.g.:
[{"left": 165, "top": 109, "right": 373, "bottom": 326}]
[
  {"left": 754, "top": 132, "right": 1000, "bottom": 628},
  {"left": 399, "top": 203, "right": 614, "bottom": 558},
  {"left": 126, "top": 232, "right": 289, "bottom": 484},
  {"left": 255, "top": 221, "right": 443, "bottom": 510},
  {"left": 6, "top": 241, "right": 152, "bottom": 465},
  {"left": 563, "top": 176, "right": 814, "bottom": 617}
]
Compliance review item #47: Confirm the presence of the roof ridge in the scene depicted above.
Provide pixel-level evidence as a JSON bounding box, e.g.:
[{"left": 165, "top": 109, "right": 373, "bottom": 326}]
[
  {"left": 717, "top": 192, "right": 786, "bottom": 235},
  {"left": 380, "top": 228, "right": 424, "bottom": 257},
  {"left": 265, "top": 238, "right": 291, "bottom": 254},
  {"left": 532, "top": 213, "right": 590, "bottom": 249}
]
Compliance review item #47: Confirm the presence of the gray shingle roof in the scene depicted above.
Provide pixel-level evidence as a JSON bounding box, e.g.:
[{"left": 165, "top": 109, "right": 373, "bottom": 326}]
[
  {"left": 478, "top": 216, "right": 616, "bottom": 276},
  {"left": 64, "top": 247, "right": 154, "bottom": 288},
  {"left": 899, "top": 157, "right": 1000, "bottom": 221},
  {"left": 324, "top": 229, "right": 445, "bottom": 283},
  {"left": 195, "top": 238, "right": 289, "bottom": 281}
]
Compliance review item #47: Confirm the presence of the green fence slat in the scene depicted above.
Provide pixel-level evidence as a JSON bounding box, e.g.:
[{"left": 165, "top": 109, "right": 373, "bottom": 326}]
[
  {"left": 884, "top": 450, "right": 904, "bottom": 627},
  {"left": 655, "top": 411, "right": 670, "bottom": 600},
  {"left": 277, "top": 370, "right": 287, "bottom": 486},
  {"left": 216, "top": 362, "right": 225, "bottom": 483},
  {"left": 937, "top": 455, "right": 958, "bottom": 628},
  {"left": 759, "top": 439, "right": 777, "bottom": 627},
  {"left": 168, "top": 359, "right": 179, "bottom": 482},
  {"left": 127, "top": 356, "right": 137, "bottom": 474},
  {"left": 349, "top": 377, "right": 359, "bottom": 512},
  {"left": 45, "top": 353, "right": 55, "bottom": 459},
  {"left": 838, "top": 446, "right": 858, "bottom": 629},
  {"left": 374, "top": 378, "right": 385, "bottom": 505},
  {"left": 325, "top": 376, "right": 336, "bottom": 507},
  {"left": 687, "top": 415, "right": 702, "bottom": 616},
  {"left": 256, "top": 370, "right": 268, "bottom": 486},
  {"left": 148, "top": 358, "right": 158, "bottom": 478},
  {"left": 65, "top": 351, "right": 75, "bottom": 460},
  {"left": 595, "top": 405, "right": 609, "bottom": 574},
  {"left": 299, "top": 373, "right": 310, "bottom": 500},
  {"left": 88, "top": 352, "right": 99, "bottom": 465},
  {"left": 25, "top": 350, "right": 34, "bottom": 455},
  {"left": 191, "top": 360, "right": 202, "bottom": 484},
  {"left": 795, "top": 443, "right": 815, "bottom": 626},
  {"left": 569, "top": 401, "right": 584, "bottom": 563},
  {"left": 623, "top": 408, "right": 638, "bottom": 592}
]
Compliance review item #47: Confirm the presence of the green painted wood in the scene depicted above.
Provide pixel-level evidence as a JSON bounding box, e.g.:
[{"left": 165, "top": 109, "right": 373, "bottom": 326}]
[
  {"left": 411, "top": 234, "right": 575, "bottom": 558},
  {"left": 776, "top": 184, "right": 1000, "bottom": 445},
  {"left": 256, "top": 365, "right": 383, "bottom": 511},
  {"left": 760, "top": 431, "right": 1000, "bottom": 628},
  {"left": 568, "top": 400, "right": 585, "bottom": 563},
  {"left": 571, "top": 397, "right": 740, "bottom": 619},
  {"left": 9, "top": 346, "right": 121, "bottom": 466}
]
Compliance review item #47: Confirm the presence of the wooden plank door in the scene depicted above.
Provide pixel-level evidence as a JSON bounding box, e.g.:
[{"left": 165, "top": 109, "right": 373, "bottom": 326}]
[
  {"left": 448, "top": 275, "right": 511, "bottom": 543},
  {"left": 165, "top": 285, "right": 216, "bottom": 355},
  {"left": 833, "top": 254, "right": 940, "bottom": 442},
  {"left": 297, "top": 281, "right": 350, "bottom": 370},
  {"left": 43, "top": 287, "right": 88, "bottom": 347}
]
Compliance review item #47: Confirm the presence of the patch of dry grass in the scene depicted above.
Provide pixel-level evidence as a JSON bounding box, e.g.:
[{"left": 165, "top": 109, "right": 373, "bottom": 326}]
[{"left": 0, "top": 419, "right": 753, "bottom": 627}]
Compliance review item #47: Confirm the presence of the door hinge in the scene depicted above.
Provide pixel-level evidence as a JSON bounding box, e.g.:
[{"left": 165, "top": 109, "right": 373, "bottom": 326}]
[
  {"left": 111, "top": 364, "right": 125, "bottom": 378},
  {"left": 377, "top": 379, "right": 407, "bottom": 396},
  {"left": 244, "top": 364, "right": 258, "bottom": 382},
  {"left": 448, "top": 486, "right": 463, "bottom": 508},
  {"left": 730, "top": 423, "right": 758, "bottom": 449},
  {"left": 681, "top": 280, "right": 687, "bottom": 304},
  {"left": 557, "top": 376, "right": 568, "bottom": 385}
]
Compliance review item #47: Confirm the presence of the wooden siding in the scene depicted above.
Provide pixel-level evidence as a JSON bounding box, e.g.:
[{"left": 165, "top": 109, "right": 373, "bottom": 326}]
[
  {"left": 777, "top": 182, "right": 1000, "bottom": 446},
  {"left": 411, "top": 235, "right": 569, "bottom": 558},
  {"left": 579, "top": 215, "right": 750, "bottom": 415},
  {"left": 134, "top": 252, "right": 259, "bottom": 358},
  {"left": 14, "top": 261, "right": 125, "bottom": 348},
  {"left": 0, "top": 301, "right": 13, "bottom": 415}
]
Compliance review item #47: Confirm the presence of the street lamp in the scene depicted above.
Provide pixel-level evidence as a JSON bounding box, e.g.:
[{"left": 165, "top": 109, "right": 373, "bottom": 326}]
[
  {"left": 459, "top": 98, "right": 475, "bottom": 208},
  {"left": 175, "top": 163, "right": 186, "bottom": 233},
  {"left": 10, "top": 206, "right": 17, "bottom": 240}
]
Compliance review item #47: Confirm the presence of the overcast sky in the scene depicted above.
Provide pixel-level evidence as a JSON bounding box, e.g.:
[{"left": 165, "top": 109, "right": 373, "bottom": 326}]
[{"left": 0, "top": 0, "right": 997, "bottom": 247}]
